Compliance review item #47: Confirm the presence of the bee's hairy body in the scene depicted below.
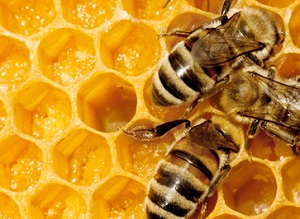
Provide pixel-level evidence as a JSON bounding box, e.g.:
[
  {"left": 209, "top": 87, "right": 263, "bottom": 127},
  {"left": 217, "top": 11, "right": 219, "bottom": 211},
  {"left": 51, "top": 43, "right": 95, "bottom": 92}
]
[
  {"left": 145, "top": 137, "right": 231, "bottom": 218},
  {"left": 153, "top": 1, "right": 284, "bottom": 106}
]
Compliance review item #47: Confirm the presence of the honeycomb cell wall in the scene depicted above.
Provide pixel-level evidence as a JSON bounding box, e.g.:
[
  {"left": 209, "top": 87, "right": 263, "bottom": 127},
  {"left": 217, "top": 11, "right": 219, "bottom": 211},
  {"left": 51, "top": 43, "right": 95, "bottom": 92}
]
[{"left": 0, "top": 0, "right": 299, "bottom": 218}]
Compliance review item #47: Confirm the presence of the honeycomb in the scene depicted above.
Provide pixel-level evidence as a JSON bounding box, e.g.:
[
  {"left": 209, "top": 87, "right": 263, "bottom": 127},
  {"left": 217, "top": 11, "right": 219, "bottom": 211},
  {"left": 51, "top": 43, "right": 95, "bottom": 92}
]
[{"left": 0, "top": 0, "right": 299, "bottom": 218}]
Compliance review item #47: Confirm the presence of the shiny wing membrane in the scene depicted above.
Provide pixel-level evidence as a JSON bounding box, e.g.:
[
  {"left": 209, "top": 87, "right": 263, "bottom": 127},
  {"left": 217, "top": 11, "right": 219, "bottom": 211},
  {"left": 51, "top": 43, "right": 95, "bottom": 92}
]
[
  {"left": 242, "top": 72, "right": 300, "bottom": 129},
  {"left": 191, "top": 13, "right": 264, "bottom": 66},
  {"left": 189, "top": 121, "right": 239, "bottom": 152}
]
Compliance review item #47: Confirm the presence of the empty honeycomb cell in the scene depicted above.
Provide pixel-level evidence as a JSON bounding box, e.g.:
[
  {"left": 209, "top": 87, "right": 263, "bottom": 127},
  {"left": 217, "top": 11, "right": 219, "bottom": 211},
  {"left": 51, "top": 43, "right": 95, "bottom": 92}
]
[
  {"left": 77, "top": 73, "right": 136, "bottom": 132},
  {"left": 122, "top": 0, "right": 175, "bottom": 20},
  {"left": 289, "top": 4, "right": 300, "bottom": 48},
  {"left": 254, "top": 0, "right": 295, "bottom": 8},
  {"left": 91, "top": 175, "right": 145, "bottom": 218},
  {"left": 13, "top": 82, "right": 72, "bottom": 140},
  {"left": 53, "top": 129, "right": 112, "bottom": 185},
  {"left": 29, "top": 183, "right": 86, "bottom": 218},
  {"left": 266, "top": 206, "right": 300, "bottom": 219},
  {"left": 61, "top": 0, "right": 116, "bottom": 29},
  {"left": 116, "top": 119, "right": 175, "bottom": 179},
  {"left": 0, "top": 135, "right": 42, "bottom": 192},
  {"left": 38, "top": 28, "right": 96, "bottom": 86},
  {"left": 0, "top": 35, "right": 31, "bottom": 91},
  {"left": 0, "top": 192, "right": 20, "bottom": 218},
  {"left": 281, "top": 158, "right": 300, "bottom": 204},
  {"left": 223, "top": 161, "right": 276, "bottom": 216},
  {"left": 165, "top": 12, "right": 210, "bottom": 50},
  {"left": 100, "top": 20, "right": 161, "bottom": 76},
  {"left": 0, "top": 0, "right": 55, "bottom": 35},
  {"left": 277, "top": 53, "right": 300, "bottom": 78}
]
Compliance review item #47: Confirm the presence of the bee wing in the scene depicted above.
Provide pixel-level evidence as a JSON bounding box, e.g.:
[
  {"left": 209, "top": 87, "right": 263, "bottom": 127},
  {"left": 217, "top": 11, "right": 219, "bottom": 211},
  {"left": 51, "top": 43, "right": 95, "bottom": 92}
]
[
  {"left": 189, "top": 120, "right": 239, "bottom": 152},
  {"left": 244, "top": 73, "right": 300, "bottom": 129},
  {"left": 191, "top": 12, "right": 264, "bottom": 66}
]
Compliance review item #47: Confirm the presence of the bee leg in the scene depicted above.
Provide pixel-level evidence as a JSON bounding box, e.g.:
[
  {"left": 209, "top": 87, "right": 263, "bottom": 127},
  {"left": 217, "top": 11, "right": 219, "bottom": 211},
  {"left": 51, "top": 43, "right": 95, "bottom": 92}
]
[
  {"left": 208, "top": 165, "right": 231, "bottom": 197},
  {"left": 162, "top": 0, "right": 171, "bottom": 8},
  {"left": 159, "top": 29, "right": 193, "bottom": 38},
  {"left": 183, "top": 75, "right": 230, "bottom": 118},
  {"left": 245, "top": 119, "right": 261, "bottom": 160},
  {"left": 199, "top": 202, "right": 207, "bottom": 219},
  {"left": 196, "top": 164, "right": 231, "bottom": 218},
  {"left": 291, "top": 133, "right": 300, "bottom": 155},
  {"left": 221, "top": 0, "right": 233, "bottom": 15},
  {"left": 124, "top": 119, "right": 190, "bottom": 140}
]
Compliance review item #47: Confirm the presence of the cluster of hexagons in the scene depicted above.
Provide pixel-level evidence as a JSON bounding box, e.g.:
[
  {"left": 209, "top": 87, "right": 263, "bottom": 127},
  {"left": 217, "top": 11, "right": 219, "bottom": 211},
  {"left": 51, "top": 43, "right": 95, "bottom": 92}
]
[{"left": 0, "top": 0, "right": 299, "bottom": 218}]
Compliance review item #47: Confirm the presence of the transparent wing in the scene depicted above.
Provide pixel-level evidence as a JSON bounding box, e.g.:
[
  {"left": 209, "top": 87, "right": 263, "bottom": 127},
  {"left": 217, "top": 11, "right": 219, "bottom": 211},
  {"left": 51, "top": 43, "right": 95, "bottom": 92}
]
[
  {"left": 189, "top": 120, "right": 239, "bottom": 152},
  {"left": 242, "top": 72, "right": 300, "bottom": 129},
  {"left": 191, "top": 12, "right": 264, "bottom": 66}
]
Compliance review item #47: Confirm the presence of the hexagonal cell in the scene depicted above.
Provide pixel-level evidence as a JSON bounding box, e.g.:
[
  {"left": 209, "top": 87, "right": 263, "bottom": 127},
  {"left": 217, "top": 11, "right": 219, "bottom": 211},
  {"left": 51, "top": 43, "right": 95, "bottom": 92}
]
[
  {"left": 29, "top": 183, "right": 86, "bottom": 218},
  {"left": 0, "top": 192, "right": 20, "bottom": 218},
  {"left": 165, "top": 12, "right": 210, "bottom": 51},
  {"left": 38, "top": 28, "right": 96, "bottom": 86},
  {"left": 223, "top": 161, "right": 276, "bottom": 216},
  {"left": 122, "top": 0, "right": 174, "bottom": 20},
  {"left": 14, "top": 82, "right": 72, "bottom": 140},
  {"left": 0, "top": 0, "right": 55, "bottom": 35},
  {"left": 187, "top": 0, "right": 236, "bottom": 14},
  {"left": 281, "top": 158, "right": 300, "bottom": 204},
  {"left": 100, "top": 20, "right": 161, "bottom": 76},
  {"left": 289, "top": 4, "right": 300, "bottom": 48},
  {"left": 0, "top": 35, "right": 31, "bottom": 91},
  {"left": 77, "top": 73, "right": 137, "bottom": 132},
  {"left": 91, "top": 176, "right": 145, "bottom": 218},
  {"left": 255, "top": 0, "right": 295, "bottom": 8},
  {"left": 53, "top": 129, "right": 112, "bottom": 185},
  {"left": 117, "top": 119, "right": 175, "bottom": 180},
  {"left": 277, "top": 53, "right": 300, "bottom": 78},
  {"left": 61, "top": 0, "right": 116, "bottom": 28},
  {"left": 0, "top": 135, "right": 43, "bottom": 192},
  {"left": 266, "top": 206, "right": 300, "bottom": 219}
]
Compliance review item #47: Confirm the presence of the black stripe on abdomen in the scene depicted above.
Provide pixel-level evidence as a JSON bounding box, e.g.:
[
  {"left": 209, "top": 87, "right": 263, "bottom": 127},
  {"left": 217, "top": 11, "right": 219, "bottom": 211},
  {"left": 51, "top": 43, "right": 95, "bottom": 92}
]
[
  {"left": 148, "top": 186, "right": 190, "bottom": 217},
  {"left": 168, "top": 52, "right": 199, "bottom": 92},
  {"left": 158, "top": 68, "right": 188, "bottom": 101},
  {"left": 170, "top": 149, "right": 213, "bottom": 180},
  {"left": 155, "top": 167, "right": 203, "bottom": 203}
]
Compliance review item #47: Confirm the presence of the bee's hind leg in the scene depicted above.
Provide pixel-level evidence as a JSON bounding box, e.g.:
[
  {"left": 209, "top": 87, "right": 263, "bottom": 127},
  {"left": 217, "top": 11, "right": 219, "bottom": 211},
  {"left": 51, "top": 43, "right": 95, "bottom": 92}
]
[{"left": 124, "top": 119, "right": 191, "bottom": 140}]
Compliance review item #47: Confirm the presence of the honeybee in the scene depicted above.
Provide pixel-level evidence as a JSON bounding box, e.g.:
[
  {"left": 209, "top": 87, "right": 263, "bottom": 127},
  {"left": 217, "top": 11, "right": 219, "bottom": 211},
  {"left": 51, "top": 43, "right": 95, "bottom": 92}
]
[
  {"left": 215, "top": 65, "right": 300, "bottom": 154},
  {"left": 126, "top": 115, "right": 242, "bottom": 218},
  {"left": 153, "top": 0, "right": 284, "bottom": 107}
]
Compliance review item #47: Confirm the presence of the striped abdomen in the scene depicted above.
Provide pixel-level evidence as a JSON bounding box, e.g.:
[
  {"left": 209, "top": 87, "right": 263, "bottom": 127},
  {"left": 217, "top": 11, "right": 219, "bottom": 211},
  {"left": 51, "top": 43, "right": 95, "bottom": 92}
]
[
  {"left": 145, "top": 137, "right": 226, "bottom": 219},
  {"left": 152, "top": 36, "right": 228, "bottom": 106}
]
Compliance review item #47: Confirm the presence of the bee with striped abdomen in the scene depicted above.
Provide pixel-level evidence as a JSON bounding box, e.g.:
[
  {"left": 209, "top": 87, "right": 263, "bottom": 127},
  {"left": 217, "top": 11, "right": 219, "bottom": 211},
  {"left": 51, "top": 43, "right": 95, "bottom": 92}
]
[
  {"left": 215, "top": 65, "right": 300, "bottom": 154},
  {"left": 153, "top": 0, "right": 284, "bottom": 108},
  {"left": 125, "top": 115, "right": 242, "bottom": 218}
]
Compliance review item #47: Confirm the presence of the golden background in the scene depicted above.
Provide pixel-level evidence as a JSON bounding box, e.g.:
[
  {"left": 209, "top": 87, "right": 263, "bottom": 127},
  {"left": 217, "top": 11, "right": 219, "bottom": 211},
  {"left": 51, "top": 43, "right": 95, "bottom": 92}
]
[{"left": 0, "top": 0, "right": 299, "bottom": 218}]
